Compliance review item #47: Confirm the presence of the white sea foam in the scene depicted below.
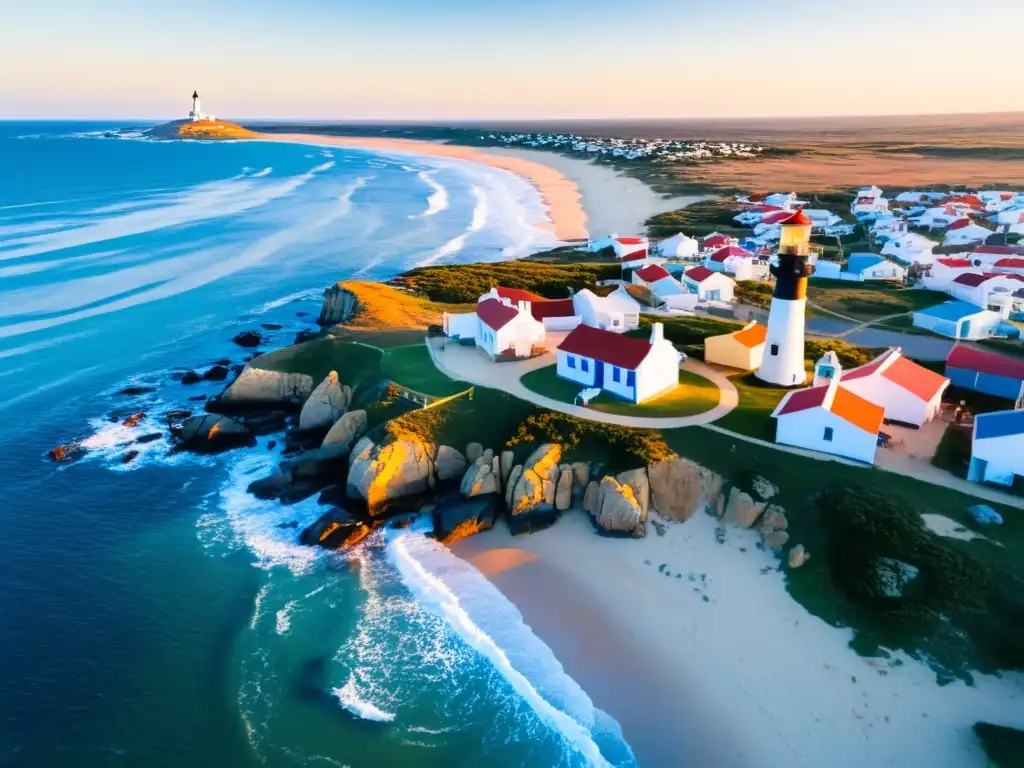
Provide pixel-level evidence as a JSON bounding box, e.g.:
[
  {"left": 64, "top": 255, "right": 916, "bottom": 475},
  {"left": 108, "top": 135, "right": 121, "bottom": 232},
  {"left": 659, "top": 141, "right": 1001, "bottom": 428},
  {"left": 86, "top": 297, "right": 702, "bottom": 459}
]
[
  {"left": 333, "top": 676, "right": 396, "bottom": 723},
  {"left": 0, "top": 249, "right": 128, "bottom": 279},
  {"left": 250, "top": 582, "right": 272, "bottom": 630},
  {"left": 251, "top": 167, "right": 273, "bottom": 178},
  {"left": 275, "top": 600, "right": 298, "bottom": 635},
  {"left": 409, "top": 171, "right": 449, "bottom": 219},
  {"left": 389, "top": 532, "right": 616, "bottom": 767},
  {"left": 416, "top": 185, "right": 488, "bottom": 267},
  {"left": 0, "top": 329, "right": 96, "bottom": 359}
]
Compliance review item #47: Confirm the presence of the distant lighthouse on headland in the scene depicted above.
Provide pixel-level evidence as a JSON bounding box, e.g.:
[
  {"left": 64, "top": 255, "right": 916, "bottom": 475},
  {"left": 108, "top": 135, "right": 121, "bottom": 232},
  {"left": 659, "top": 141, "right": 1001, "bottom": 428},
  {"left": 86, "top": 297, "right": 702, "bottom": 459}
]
[{"left": 188, "top": 90, "right": 214, "bottom": 122}]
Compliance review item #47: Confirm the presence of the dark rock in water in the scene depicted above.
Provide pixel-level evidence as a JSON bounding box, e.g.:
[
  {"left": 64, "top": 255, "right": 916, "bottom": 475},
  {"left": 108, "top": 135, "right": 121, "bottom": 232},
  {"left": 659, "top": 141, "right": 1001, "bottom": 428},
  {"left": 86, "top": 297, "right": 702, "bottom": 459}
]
[
  {"left": 231, "top": 364, "right": 245, "bottom": 375},
  {"left": 296, "top": 311, "right": 309, "bottom": 317},
  {"left": 172, "top": 414, "right": 254, "bottom": 454},
  {"left": 122, "top": 411, "right": 146, "bottom": 427},
  {"left": 239, "top": 411, "right": 291, "bottom": 436},
  {"left": 117, "top": 385, "right": 156, "bottom": 396},
  {"left": 181, "top": 370, "right": 202, "bottom": 385},
  {"left": 282, "top": 444, "right": 350, "bottom": 481},
  {"left": 188, "top": 395, "right": 207, "bottom": 402},
  {"left": 211, "top": 359, "right": 231, "bottom": 367},
  {"left": 388, "top": 512, "right": 420, "bottom": 530},
  {"left": 248, "top": 473, "right": 292, "bottom": 500},
  {"left": 261, "top": 322, "right": 283, "bottom": 330},
  {"left": 267, "top": 440, "right": 277, "bottom": 450},
  {"left": 121, "top": 450, "right": 140, "bottom": 464},
  {"left": 300, "top": 508, "right": 374, "bottom": 550},
  {"left": 136, "top": 433, "right": 162, "bottom": 444},
  {"left": 433, "top": 493, "right": 502, "bottom": 544},
  {"left": 166, "top": 409, "right": 192, "bottom": 425},
  {"left": 202, "top": 365, "right": 230, "bottom": 381},
  {"left": 233, "top": 331, "right": 262, "bottom": 348},
  {"left": 277, "top": 520, "right": 299, "bottom": 530},
  {"left": 318, "top": 485, "right": 347, "bottom": 508},
  {"left": 294, "top": 329, "right": 320, "bottom": 344},
  {"left": 49, "top": 443, "right": 84, "bottom": 462}
]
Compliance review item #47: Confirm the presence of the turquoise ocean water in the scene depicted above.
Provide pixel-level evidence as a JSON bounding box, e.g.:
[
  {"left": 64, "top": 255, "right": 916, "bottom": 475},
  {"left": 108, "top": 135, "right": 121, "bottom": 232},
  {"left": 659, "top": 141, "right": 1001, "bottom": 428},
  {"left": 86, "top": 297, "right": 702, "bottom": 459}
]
[{"left": 0, "top": 123, "right": 636, "bottom": 767}]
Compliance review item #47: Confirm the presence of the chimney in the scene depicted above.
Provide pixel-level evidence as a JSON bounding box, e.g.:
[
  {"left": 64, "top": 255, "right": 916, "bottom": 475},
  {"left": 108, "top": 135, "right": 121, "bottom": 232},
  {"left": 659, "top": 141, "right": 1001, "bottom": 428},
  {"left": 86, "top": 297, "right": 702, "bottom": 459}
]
[{"left": 650, "top": 322, "right": 664, "bottom": 343}]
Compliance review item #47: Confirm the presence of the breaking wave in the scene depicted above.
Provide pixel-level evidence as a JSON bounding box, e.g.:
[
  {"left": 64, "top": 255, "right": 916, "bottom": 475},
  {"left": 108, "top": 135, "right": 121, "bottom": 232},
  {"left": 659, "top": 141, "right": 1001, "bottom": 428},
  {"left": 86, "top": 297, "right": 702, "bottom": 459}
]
[{"left": 410, "top": 171, "right": 449, "bottom": 219}]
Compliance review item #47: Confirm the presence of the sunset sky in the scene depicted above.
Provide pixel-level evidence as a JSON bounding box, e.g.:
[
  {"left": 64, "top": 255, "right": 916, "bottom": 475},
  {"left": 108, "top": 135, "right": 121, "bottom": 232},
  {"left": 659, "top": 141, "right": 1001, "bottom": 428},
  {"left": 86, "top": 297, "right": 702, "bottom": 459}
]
[{"left": 3, "top": 0, "right": 1022, "bottom": 120}]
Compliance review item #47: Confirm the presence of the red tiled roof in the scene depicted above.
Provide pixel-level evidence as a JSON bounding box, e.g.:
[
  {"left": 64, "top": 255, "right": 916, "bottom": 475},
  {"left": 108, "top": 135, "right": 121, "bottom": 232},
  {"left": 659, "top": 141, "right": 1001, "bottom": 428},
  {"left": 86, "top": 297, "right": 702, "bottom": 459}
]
[
  {"left": 495, "top": 286, "right": 543, "bottom": 303},
  {"left": 954, "top": 272, "right": 1024, "bottom": 288},
  {"left": 776, "top": 386, "right": 829, "bottom": 416},
  {"left": 557, "top": 324, "right": 652, "bottom": 370},
  {"left": 975, "top": 245, "right": 1024, "bottom": 256},
  {"left": 947, "top": 218, "right": 972, "bottom": 230},
  {"left": 477, "top": 298, "right": 520, "bottom": 331},
  {"left": 994, "top": 258, "right": 1024, "bottom": 268},
  {"left": 710, "top": 245, "right": 754, "bottom": 262},
  {"left": 685, "top": 265, "right": 715, "bottom": 283},
  {"left": 750, "top": 204, "right": 783, "bottom": 213},
  {"left": 881, "top": 356, "right": 949, "bottom": 402},
  {"left": 1001, "top": 192, "right": 1014, "bottom": 200},
  {"left": 703, "top": 234, "right": 732, "bottom": 248},
  {"left": 855, "top": 197, "right": 876, "bottom": 205},
  {"left": 615, "top": 237, "right": 645, "bottom": 245},
  {"left": 635, "top": 264, "right": 671, "bottom": 283},
  {"left": 761, "top": 211, "right": 793, "bottom": 225},
  {"left": 622, "top": 249, "right": 648, "bottom": 262},
  {"left": 529, "top": 298, "right": 575, "bottom": 321},
  {"left": 937, "top": 258, "right": 972, "bottom": 268},
  {"left": 946, "top": 345, "right": 1024, "bottom": 381},
  {"left": 781, "top": 208, "right": 813, "bottom": 225},
  {"left": 841, "top": 352, "right": 890, "bottom": 382},
  {"left": 949, "top": 195, "right": 984, "bottom": 208}
]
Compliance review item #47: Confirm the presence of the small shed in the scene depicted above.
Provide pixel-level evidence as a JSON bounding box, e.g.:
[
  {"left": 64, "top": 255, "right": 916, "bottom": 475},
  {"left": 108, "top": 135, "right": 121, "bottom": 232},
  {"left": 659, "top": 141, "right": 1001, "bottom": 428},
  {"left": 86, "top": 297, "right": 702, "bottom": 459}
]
[
  {"left": 969, "top": 409, "right": 1024, "bottom": 487},
  {"left": 912, "top": 301, "right": 1003, "bottom": 340},
  {"left": 704, "top": 321, "right": 767, "bottom": 371},
  {"left": 945, "top": 345, "right": 1024, "bottom": 401}
]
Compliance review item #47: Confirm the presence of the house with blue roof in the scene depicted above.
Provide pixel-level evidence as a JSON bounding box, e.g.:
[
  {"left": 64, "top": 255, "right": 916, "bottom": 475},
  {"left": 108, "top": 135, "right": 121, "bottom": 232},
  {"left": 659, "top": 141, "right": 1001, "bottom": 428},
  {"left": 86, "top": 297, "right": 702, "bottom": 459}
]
[
  {"left": 912, "top": 300, "right": 1006, "bottom": 340},
  {"left": 969, "top": 409, "right": 1024, "bottom": 487},
  {"left": 811, "top": 253, "right": 905, "bottom": 282}
]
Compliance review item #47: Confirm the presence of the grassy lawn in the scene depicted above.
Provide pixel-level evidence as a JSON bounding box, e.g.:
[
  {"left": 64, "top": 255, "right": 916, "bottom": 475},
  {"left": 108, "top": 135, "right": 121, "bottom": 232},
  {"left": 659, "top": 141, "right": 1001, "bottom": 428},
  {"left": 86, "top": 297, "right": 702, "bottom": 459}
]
[
  {"left": 519, "top": 364, "right": 720, "bottom": 418},
  {"left": 713, "top": 370, "right": 797, "bottom": 440},
  {"left": 253, "top": 336, "right": 384, "bottom": 391},
  {"left": 381, "top": 344, "right": 467, "bottom": 398},
  {"left": 807, "top": 282, "right": 946, "bottom": 321}
]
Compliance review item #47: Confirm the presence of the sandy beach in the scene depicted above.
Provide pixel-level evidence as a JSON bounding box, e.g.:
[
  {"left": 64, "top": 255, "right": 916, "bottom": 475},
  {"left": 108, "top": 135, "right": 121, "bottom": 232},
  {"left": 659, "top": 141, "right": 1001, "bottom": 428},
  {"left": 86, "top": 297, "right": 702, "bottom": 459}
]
[{"left": 454, "top": 510, "right": 1024, "bottom": 768}]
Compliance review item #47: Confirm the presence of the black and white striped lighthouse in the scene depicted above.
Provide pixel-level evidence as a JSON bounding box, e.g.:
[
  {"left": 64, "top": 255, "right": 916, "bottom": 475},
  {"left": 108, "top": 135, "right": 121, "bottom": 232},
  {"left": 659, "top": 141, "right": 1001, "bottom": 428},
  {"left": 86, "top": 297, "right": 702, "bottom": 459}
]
[{"left": 756, "top": 208, "right": 814, "bottom": 386}]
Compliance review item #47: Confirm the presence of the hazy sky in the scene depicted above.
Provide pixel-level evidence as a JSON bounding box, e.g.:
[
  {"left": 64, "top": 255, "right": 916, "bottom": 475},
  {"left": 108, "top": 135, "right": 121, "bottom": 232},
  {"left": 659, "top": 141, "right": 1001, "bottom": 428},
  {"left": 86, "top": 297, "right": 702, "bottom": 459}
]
[{"left": 3, "top": 0, "right": 1022, "bottom": 120}]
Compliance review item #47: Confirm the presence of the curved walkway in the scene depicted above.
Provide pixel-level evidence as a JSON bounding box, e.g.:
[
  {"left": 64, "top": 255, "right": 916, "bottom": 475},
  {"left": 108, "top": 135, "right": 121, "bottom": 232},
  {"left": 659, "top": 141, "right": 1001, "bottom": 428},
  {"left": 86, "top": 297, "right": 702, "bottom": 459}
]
[{"left": 425, "top": 336, "right": 738, "bottom": 429}]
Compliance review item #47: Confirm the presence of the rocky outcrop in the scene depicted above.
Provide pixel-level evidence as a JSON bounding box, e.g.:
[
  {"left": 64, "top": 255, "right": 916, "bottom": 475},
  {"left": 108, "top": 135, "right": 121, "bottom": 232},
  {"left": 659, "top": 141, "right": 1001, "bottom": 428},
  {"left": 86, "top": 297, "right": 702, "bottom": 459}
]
[
  {"left": 122, "top": 412, "right": 145, "bottom": 427},
  {"left": 214, "top": 366, "right": 314, "bottom": 411},
  {"left": 505, "top": 465, "right": 524, "bottom": 509},
  {"left": 582, "top": 481, "right": 599, "bottom": 513},
  {"left": 646, "top": 457, "right": 721, "bottom": 523},
  {"left": 788, "top": 545, "right": 808, "bottom": 569},
  {"left": 203, "top": 365, "right": 230, "bottom": 381},
  {"left": 49, "top": 443, "right": 85, "bottom": 462},
  {"left": 589, "top": 476, "right": 645, "bottom": 538},
  {"left": 233, "top": 331, "right": 262, "bottom": 348},
  {"left": 321, "top": 410, "right": 367, "bottom": 451},
  {"left": 571, "top": 462, "right": 591, "bottom": 501},
  {"left": 752, "top": 475, "right": 778, "bottom": 501},
  {"left": 721, "top": 488, "right": 766, "bottom": 529},
  {"left": 461, "top": 450, "right": 501, "bottom": 498},
  {"left": 616, "top": 468, "right": 650, "bottom": 517},
  {"left": 300, "top": 508, "right": 374, "bottom": 550},
  {"left": 299, "top": 371, "right": 349, "bottom": 431},
  {"left": 466, "top": 442, "right": 484, "bottom": 463},
  {"left": 760, "top": 505, "right": 788, "bottom": 532},
  {"left": 506, "top": 444, "right": 562, "bottom": 534},
  {"left": 172, "top": 414, "right": 254, "bottom": 453},
  {"left": 499, "top": 451, "right": 515, "bottom": 487},
  {"left": 554, "top": 466, "right": 573, "bottom": 511},
  {"left": 317, "top": 284, "right": 360, "bottom": 326},
  {"left": 763, "top": 530, "right": 790, "bottom": 550},
  {"left": 433, "top": 493, "right": 502, "bottom": 544},
  {"left": 346, "top": 437, "right": 465, "bottom": 515},
  {"left": 874, "top": 558, "right": 920, "bottom": 598}
]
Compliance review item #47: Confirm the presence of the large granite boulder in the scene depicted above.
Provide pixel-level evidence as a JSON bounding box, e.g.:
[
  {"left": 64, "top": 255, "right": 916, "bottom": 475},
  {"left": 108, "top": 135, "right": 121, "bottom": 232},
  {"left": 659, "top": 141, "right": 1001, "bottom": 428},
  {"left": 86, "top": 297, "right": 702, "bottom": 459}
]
[
  {"left": 173, "top": 414, "right": 254, "bottom": 453},
  {"left": 788, "top": 545, "right": 809, "bottom": 569},
  {"left": 763, "top": 530, "right": 790, "bottom": 550},
  {"left": 215, "top": 366, "right": 314, "bottom": 411},
  {"left": 466, "top": 442, "right": 484, "bottom": 463},
  {"left": 722, "top": 487, "right": 766, "bottom": 529},
  {"left": 582, "top": 480, "right": 599, "bottom": 513},
  {"left": 507, "top": 444, "right": 562, "bottom": 533},
  {"left": 616, "top": 468, "right": 649, "bottom": 517},
  {"left": 505, "top": 465, "right": 524, "bottom": 509},
  {"left": 435, "top": 445, "right": 468, "bottom": 482},
  {"left": 282, "top": 444, "right": 351, "bottom": 480},
  {"left": 590, "top": 476, "right": 645, "bottom": 538},
  {"left": 300, "top": 508, "right": 374, "bottom": 550},
  {"left": 554, "top": 466, "right": 573, "bottom": 511},
  {"left": 346, "top": 437, "right": 464, "bottom": 514},
  {"left": 571, "top": 462, "right": 591, "bottom": 501},
  {"left": 321, "top": 409, "right": 367, "bottom": 450},
  {"left": 461, "top": 454, "right": 502, "bottom": 498},
  {"left": 647, "top": 458, "right": 724, "bottom": 523},
  {"left": 499, "top": 450, "right": 515, "bottom": 488},
  {"left": 317, "top": 284, "right": 360, "bottom": 326},
  {"left": 299, "top": 371, "right": 349, "bottom": 431},
  {"left": 433, "top": 493, "right": 502, "bottom": 544}
]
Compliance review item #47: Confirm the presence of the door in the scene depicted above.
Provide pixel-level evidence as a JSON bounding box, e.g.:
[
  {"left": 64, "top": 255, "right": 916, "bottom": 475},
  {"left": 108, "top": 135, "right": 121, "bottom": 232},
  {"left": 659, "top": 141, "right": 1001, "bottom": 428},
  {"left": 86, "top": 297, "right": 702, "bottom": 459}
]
[
  {"left": 960, "top": 319, "right": 971, "bottom": 339},
  {"left": 594, "top": 361, "right": 604, "bottom": 388}
]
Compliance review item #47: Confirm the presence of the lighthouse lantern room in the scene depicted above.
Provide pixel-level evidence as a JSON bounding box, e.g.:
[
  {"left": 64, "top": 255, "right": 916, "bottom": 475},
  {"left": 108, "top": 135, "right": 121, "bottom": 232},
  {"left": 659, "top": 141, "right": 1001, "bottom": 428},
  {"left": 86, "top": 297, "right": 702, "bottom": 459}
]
[{"left": 755, "top": 208, "right": 814, "bottom": 386}]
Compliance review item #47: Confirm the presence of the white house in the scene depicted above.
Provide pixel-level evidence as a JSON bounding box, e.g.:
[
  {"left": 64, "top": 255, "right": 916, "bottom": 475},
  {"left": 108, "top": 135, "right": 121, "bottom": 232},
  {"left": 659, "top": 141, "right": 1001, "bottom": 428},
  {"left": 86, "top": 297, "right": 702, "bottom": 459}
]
[
  {"left": 655, "top": 232, "right": 700, "bottom": 259},
  {"left": 572, "top": 287, "right": 640, "bottom": 333},
  {"left": 454, "top": 297, "right": 547, "bottom": 358},
  {"left": 802, "top": 209, "right": 842, "bottom": 230},
  {"left": 969, "top": 409, "right": 1024, "bottom": 487},
  {"left": 682, "top": 265, "right": 735, "bottom": 301},
  {"left": 771, "top": 378, "right": 884, "bottom": 464},
  {"left": 912, "top": 301, "right": 1007, "bottom": 340},
  {"left": 587, "top": 234, "right": 618, "bottom": 252},
  {"left": 950, "top": 273, "right": 1024, "bottom": 308},
  {"left": 631, "top": 264, "right": 687, "bottom": 299},
  {"left": 895, "top": 191, "right": 946, "bottom": 204},
  {"left": 765, "top": 192, "right": 799, "bottom": 208},
  {"left": 847, "top": 254, "right": 906, "bottom": 281},
  {"left": 991, "top": 205, "right": 1024, "bottom": 227},
  {"left": 851, "top": 194, "right": 889, "bottom": 219},
  {"left": 612, "top": 237, "right": 649, "bottom": 260},
  {"left": 556, "top": 323, "right": 680, "bottom": 404},
  {"left": 881, "top": 232, "right": 938, "bottom": 265},
  {"left": 823, "top": 347, "right": 950, "bottom": 427},
  {"left": 990, "top": 257, "right": 1024, "bottom": 276},
  {"left": 482, "top": 287, "right": 580, "bottom": 332},
  {"left": 707, "top": 245, "right": 769, "bottom": 281},
  {"left": 927, "top": 257, "right": 975, "bottom": 291},
  {"left": 916, "top": 206, "right": 967, "bottom": 230},
  {"left": 871, "top": 215, "right": 909, "bottom": 241},
  {"left": 971, "top": 244, "right": 1024, "bottom": 267},
  {"left": 701, "top": 233, "right": 737, "bottom": 254},
  {"left": 857, "top": 185, "right": 884, "bottom": 199},
  {"left": 943, "top": 218, "right": 992, "bottom": 246}
]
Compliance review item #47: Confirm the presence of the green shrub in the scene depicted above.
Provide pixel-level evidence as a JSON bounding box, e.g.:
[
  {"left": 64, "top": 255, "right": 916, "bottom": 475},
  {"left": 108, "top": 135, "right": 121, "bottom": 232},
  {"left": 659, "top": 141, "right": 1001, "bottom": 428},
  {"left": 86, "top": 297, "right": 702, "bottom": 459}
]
[
  {"left": 507, "top": 411, "right": 674, "bottom": 468},
  {"left": 393, "top": 261, "right": 620, "bottom": 303},
  {"left": 804, "top": 339, "right": 875, "bottom": 368}
]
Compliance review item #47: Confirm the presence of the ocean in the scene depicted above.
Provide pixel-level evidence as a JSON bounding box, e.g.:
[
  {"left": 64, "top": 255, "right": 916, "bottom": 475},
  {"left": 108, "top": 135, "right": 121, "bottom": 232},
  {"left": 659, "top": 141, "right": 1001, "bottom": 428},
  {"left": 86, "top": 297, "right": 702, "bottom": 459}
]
[{"left": 0, "top": 123, "right": 635, "bottom": 767}]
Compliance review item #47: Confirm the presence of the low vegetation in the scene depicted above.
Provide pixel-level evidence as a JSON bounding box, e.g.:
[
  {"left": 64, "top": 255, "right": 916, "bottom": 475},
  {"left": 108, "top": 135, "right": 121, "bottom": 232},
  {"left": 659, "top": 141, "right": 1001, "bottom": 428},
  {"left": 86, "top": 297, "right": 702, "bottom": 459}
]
[
  {"left": 379, "top": 344, "right": 467, "bottom": 398},
  {"left": 807, "top": 281, "right": 945, "bottom": 321},
  {"left": 334, "top": 280, "right": 474, "bottom": 332},
  {"left": 974, "top": 723, "right": 1024, "bottom": 768},
  {"left": 392, "top": 261, "right": 619, "bottom": 303},
  {"left": 631, "top": 314, "right": 741, "bottom": 358},
  {"left": 507, "top": 411, "right": 674, "bottom": 466},
  {"left": 931, "top": 425, "right": 972, "bottom": 478},
  {"left": 646, "top": 198, "right": 748, "bottom": 238}
]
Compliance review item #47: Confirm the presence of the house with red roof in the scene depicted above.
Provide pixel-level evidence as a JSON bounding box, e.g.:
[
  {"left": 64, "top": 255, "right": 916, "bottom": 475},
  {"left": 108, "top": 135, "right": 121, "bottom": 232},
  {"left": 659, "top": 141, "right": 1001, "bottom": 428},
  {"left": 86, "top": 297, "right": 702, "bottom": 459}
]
[
  {"left": 681, "top": 265, "right": 735, "bottom": 302},
  {"left": 611, "top": 236, "right": 649, "bottom": 260},
  {"left": 990, "top": 257, "right": 1024, "bottom": 276},
  {"left": 700, "top": 233, "right": 738, "bottom": 255},
  {"left": 631, "top": 263, "right": 689, "bottom": 301},
  {"left": 850, "top": 192, "right": 890, "bottom": 219},
  {"left": 771, "top": 378, "right": 884, "bottom": 464},
  {"left": 928, "top": 257, "right": 976, "bottom": 290},
  {"left": 488, "top": 287, "right": 580, "bottom": 332},
  {"left": 706, "top": 244, "right": 769, "bottom": 281},
  {"left": 816, "top": 347, "right": 950, "bottom": 427},
  {"left": 950, "top": 272, "right": 1024, "bottom": 308},
  {"left": 556, "top": 322, "right": 680, "bottom": 403},
  {"left": 470, "top": 297, "right": 546, "bottom": 358},
  {"left": 946, "top": 345, "right": 1024, "bottom": 401},
  {"left": 943, "top": 218, "right": 992, "bottom": 247},
  {"left": 971, "top": 244, "right": 1024, "bottom": 266}
]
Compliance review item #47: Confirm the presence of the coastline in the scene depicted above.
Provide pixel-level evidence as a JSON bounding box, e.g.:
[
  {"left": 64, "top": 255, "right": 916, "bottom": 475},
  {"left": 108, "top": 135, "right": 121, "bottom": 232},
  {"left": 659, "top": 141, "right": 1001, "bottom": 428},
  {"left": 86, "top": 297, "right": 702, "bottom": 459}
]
[{"left": 454, "top": 510, "right": 1024, "bottom": 768}]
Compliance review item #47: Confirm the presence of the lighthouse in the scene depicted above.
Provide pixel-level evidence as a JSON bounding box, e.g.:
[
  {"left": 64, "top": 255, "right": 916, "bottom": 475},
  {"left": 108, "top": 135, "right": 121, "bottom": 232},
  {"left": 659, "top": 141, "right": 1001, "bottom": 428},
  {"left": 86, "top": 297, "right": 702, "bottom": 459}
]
[
  {"left": 189, "top": 90, "right": 202, "bottom": 122},
  {"left": 756, "top": 208, "right": 814, "bottom": 386}
]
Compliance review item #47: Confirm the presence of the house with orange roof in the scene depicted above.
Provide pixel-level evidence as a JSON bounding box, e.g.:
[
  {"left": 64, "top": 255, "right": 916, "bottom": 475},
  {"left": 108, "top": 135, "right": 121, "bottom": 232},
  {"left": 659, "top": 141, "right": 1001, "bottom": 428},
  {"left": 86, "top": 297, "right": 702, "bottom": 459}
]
[
  {"left": 704, "top": 321, "right": 767, "bottom": 371},
  {"left": 817, "top": 347, "right": 950, "bottom": 427},
  {"left": 771, "top": 379, "right": 884, "bottom": 464}
]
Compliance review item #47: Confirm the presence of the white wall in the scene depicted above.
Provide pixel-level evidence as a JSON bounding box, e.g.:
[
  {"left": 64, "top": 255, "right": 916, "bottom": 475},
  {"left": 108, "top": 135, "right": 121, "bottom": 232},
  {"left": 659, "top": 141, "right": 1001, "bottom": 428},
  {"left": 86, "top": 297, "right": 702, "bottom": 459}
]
[
  {"left": 841, "top": 376, "right": 947, "bottom": 426},
  {"left": 602, "top": 362, "right": 636, "bottom": 401},
  {"left": 971, "top": 432, "right": 1024, "bottom": 485},
  {"left": 445, "top": 312, "right": 478, "bottom": 340},
  {"left": 556, "top": 350, "right": 595, "bottom": 386},
  {"left": 695, "top": 273, "right": 735, "bottom": 301},
  {"left": 543, "top": 316, "right": 582, "bottom": 332},
  {"left": 759, "top": 298, "right": 807, "bottom": 386},
  {"left": 633, "top": 340, "right": 680, "bottom": 402},
  {"left": 775, "top": 408, "right": 878, "bottom": 464}
]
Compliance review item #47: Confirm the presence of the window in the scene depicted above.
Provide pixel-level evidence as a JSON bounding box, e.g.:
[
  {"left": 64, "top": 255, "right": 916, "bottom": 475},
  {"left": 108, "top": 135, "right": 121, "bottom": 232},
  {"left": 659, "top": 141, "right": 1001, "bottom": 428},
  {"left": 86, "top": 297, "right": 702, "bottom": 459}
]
[
  {"left": 581, "top": 359, "right": 589, "bottom": 373},
  {"left": 818, "top": 366, "right": 833, "bottom": 380},
  {"left": 627, "top": 370, "right": 636, "bottom": 387},
  {"left": 823, "top": 427, "right": 834, "bottom": 442},
  {"left": 567, "top": 356, "right": 576, "bottom": 369},
  {"left": 770, "top": 344, "right": 779, "bottom": 356},
  {"left": 612, "top": 367, "right": 620, "bottom": 383}
]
